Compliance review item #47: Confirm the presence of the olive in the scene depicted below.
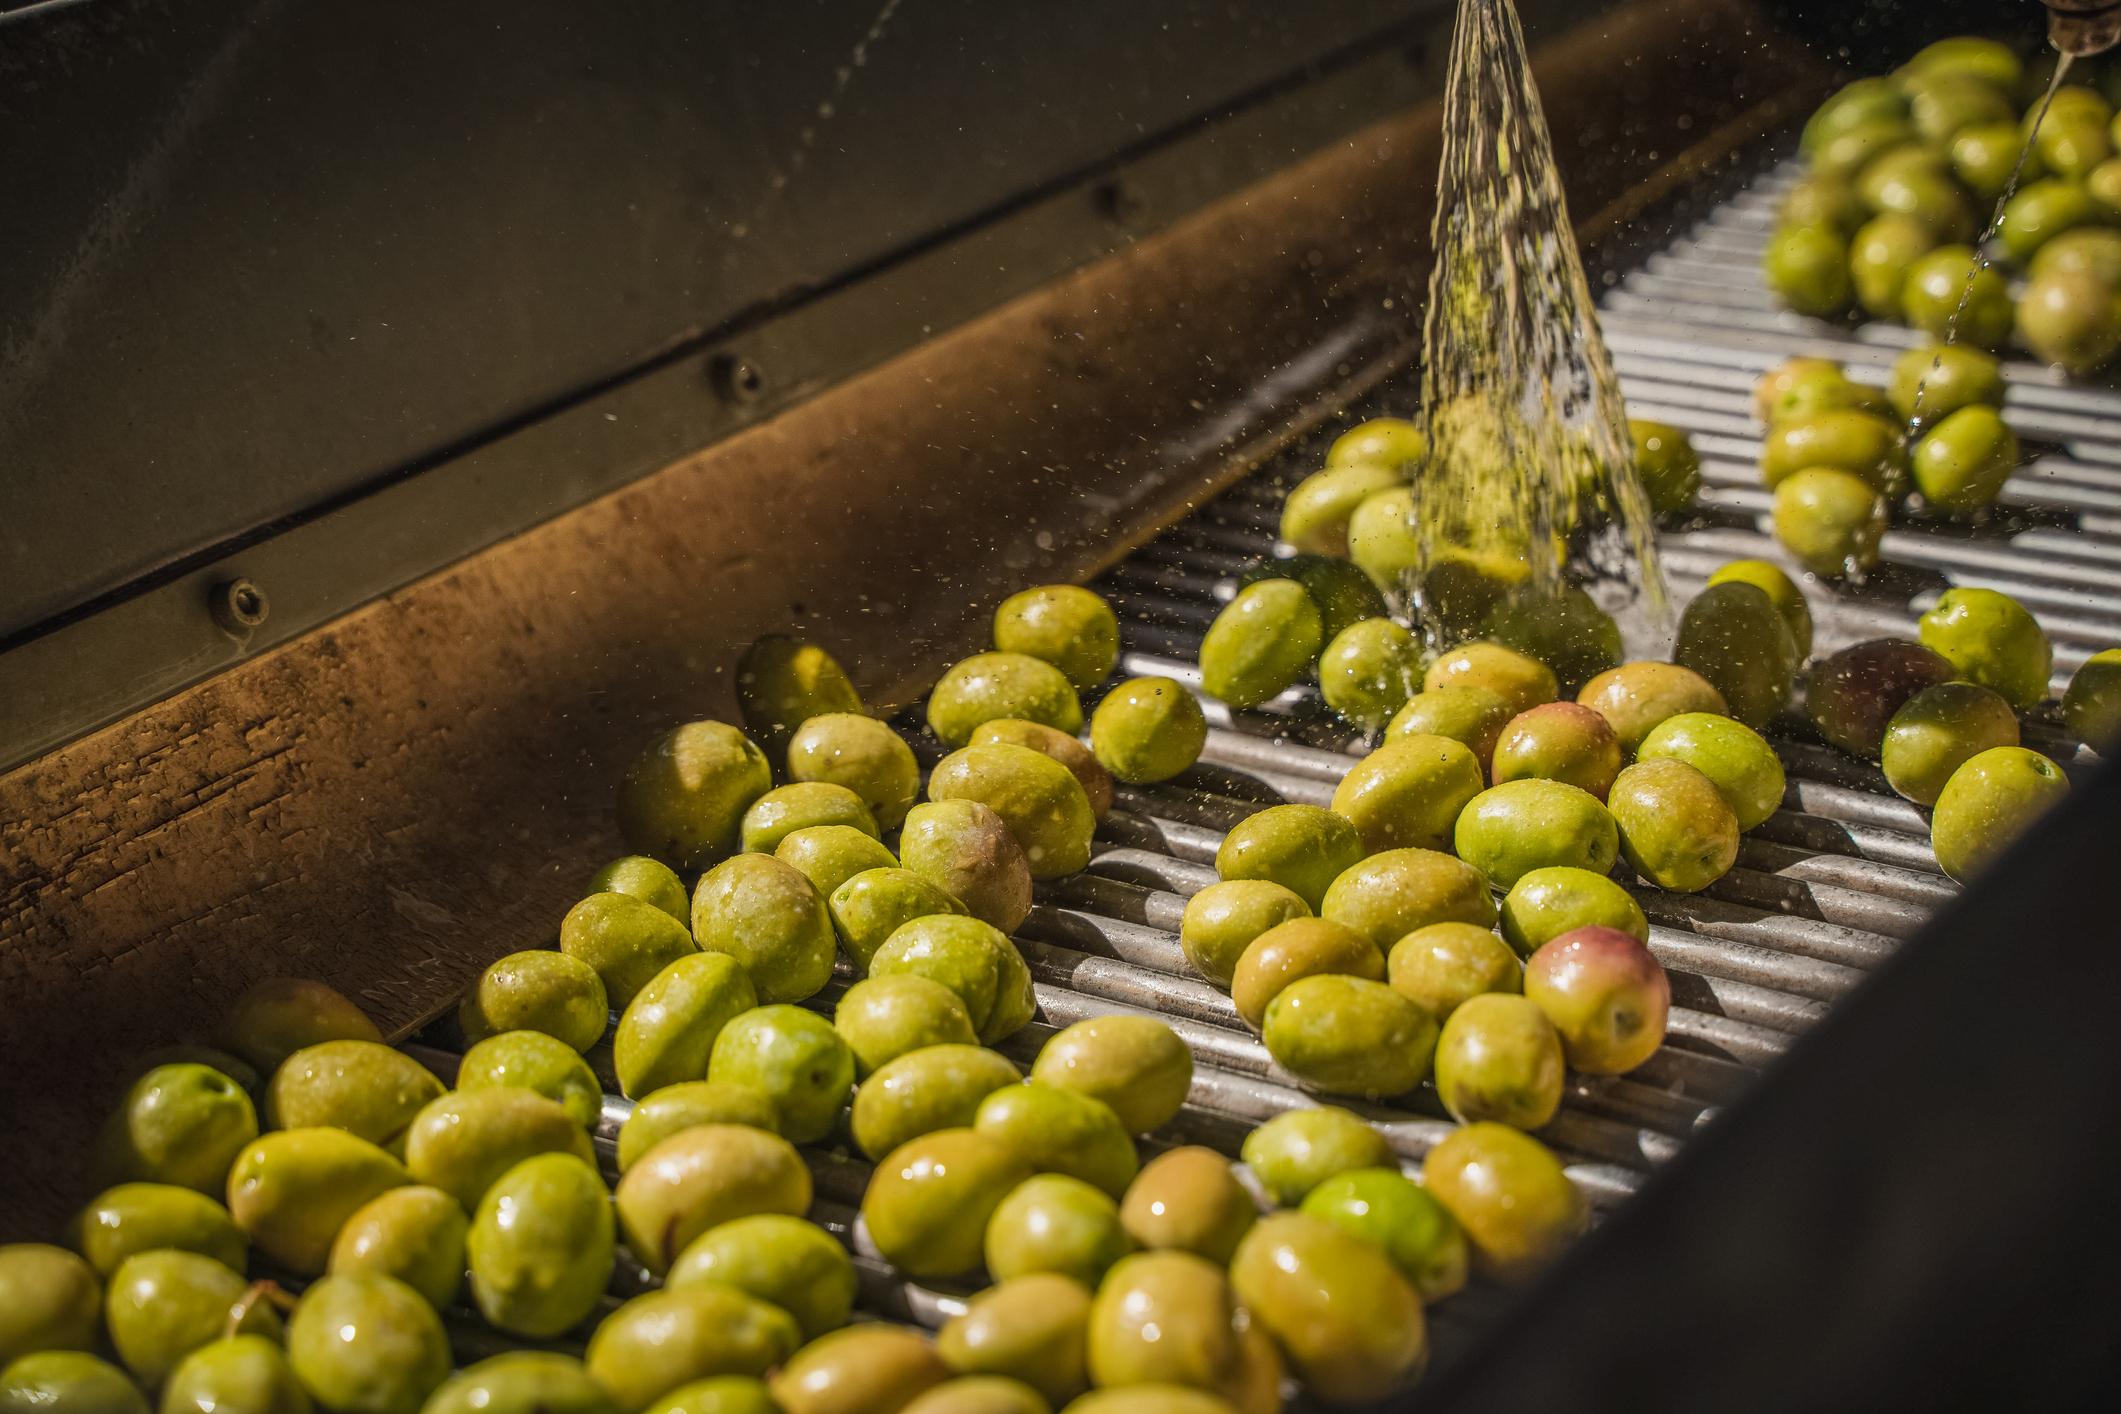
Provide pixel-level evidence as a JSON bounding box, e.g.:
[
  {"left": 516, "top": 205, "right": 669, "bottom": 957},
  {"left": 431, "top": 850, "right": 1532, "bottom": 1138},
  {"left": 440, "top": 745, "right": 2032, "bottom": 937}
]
[
  {"left": 1779, "top": 174, "right": 1867, "bottom": 235},
  {"left": 1801, "top": 78, "right": 1910, "bottom": 158},
  {"left": 1524, "top": 925, "right": 1671, "bottom": 1074},
  {"left": 862, "top": 1129, "right": 1029, "bottom": 1279},
  {"left": 706, "top": 1006, "right": 855, "bottom": 1146},
  {"left": 928, "top": 653, "right": 1085, "bottom": 748},
  {"left": 828, "top": 867, "right": 967, "bottom": 973},
  {"left": 217, "top": 978, "right": 383, "bottom": 1075},
  {"left": 1902, "top": 246, "right": 2012, "bottom": 350},
  {"left": 871, "top": 915, "right": 1036, "bottom": 1045},
  {"left": 2030, "top": 227, "right": 2121, "bottom": 285},
  {"left": 1627, "top": 419, "right": 1702, "bottom": 515},
  {"left": 735, "top": 637, "right": 864, "bottom": 766},
  {"left": 1085, "top": 1251, "right": 1239, "bottom": 1395},
  {"left": 1346, "top": 487, "right": 1422, "bottom": 594},
  {"left": 559, "top": 892, "right": 699, "bottom": 1011},
  {"left": 1118, "top": 1147, "right": 1256, "bottom": 1264},
  {"left": 617, "top": 1082, "right": 780, "bottom": 1172},
  {"left": 328, "top": 1184, "right": 467, "bottom": 1311},
  {"left": 928, "top": 744, "right": 1098, "bottom": 881},
  {"left": 261, "top": 1041, "right": 443, "bottom": 1155},
  {"left": 1198, "top": 580, "right": 1322, "bottom": 709},
  {"left": 985, "top": 1174, "right": 1134, "bottom": 1286},
  {"left": 975, "top": 1085, "right": 1139, "bottom": 1198},
  {"left": 1951, "top": 120, "right": 2043, "bottom": 199},
  {"left": 642, "top": 1376, "right": 778, "bottom": 1414},
  {"left": 1762, "top": 224, "right": 1851, "bottom": 315},
  {"left": 1489, "top": 702, "right": 1623, "bottom": 800},
  {"left": 1178, "top": 880, "right": 1312, "bottom": 989},
  {"left": 1886, "top": 344, "right": 2005, "bottom": 430},
  {"left": 1231, "top": 919, "right": 1385, "bottom": 1030},
  {"left": 787, "top": 712, "right": 923, "bottom": 830},
  {"left": 69, "top": 1184, "right": 244, "bottom": 1280},
  {"left": 1316, "top": 619, "right": 1424, "bottom": 729},
  {"left": 588, "top": 1285, "right": 802, "bottom": 1412},
  {"left": 1422, "top": 1123, "right": 1587, "bottom": 1281},
  {"left": 1905, "top": 71, "right": 2014, "bottom": 146},
  {"left": 285, "top": 1273, "right": 450, "bottom": 1414},
  {"left": 104, "top": 1249, "right": 276, "bottom": 1387},
  {"left": 692, "top": 854, "right": 837, "bottom": 1005},
  {"left": 1422, "top": 640, "right": 1557, "bottom": 716},
  {"left": 939, "top": 1274, "right": 1093, "bottom": 1406},
  {"left": 466, "top": 1153, "right": 613, "bottom": 1339},
  {"left": 1930, "top": 746, "right": 2071, "bottom": 883},
  {"left": 993, "top": 586, "right": 1121, "bottom": 694},
  {"left": 1482, "top": 587, "right": 1627, "bottom": 699},
  {"left": 740, "top": 783, "right": 879, "bottom": 856},
  {"left": 1431, "top": 993, "right": 1565, "bottom": 1129},
  {"left": 668, "top": 1214, "right": 857, "bottom": 1340},
  {"left": 1213, "top": 803, "right": 1364, "bottom": 910},
  {"left": 834, "top": 976, "right": 979, "bottom": 1079},
  {"left": 227, "top": 1128, "right": 411, "bottom": 1275},
  {"left": 1387, "top": 685, "right": 1514, "bottom": 775},
  {"left": 2063, "top": 648, "right": 2121, "bottom": 752},
  {"left": 616, "top": 953, "right": 760, "bottom": 1100},
  {"left": 1855, "top": 149, "right": 1974, "bottom": 242},
  {"left": 777, "top": 825, "right": 901, "bottom": 901},
  {"left": 850, "top": 1044, "right": 1023, "bottom": 1163},
  {"left": 1228, "top": 1213, "right": 1425, "bottom": 1403},
  {"left": 1998, "top": 178, "right": 2097, "bottom": 264},
  {"left": 1385, "top": 922, "right": 1522, "bottom": 1020},
  {"left": 1848, "top": 213, "right": 1939, "bottom": 317},
  {"left": 771, "top": 1326, "right": 950, "bottom": 1414},
  {"left": 1773, "top": 468, "right": 1889, "bottom": 579},
  {"left": 425, "top": 1353, "right": 620, "bottom": 1414},
  {"left": 1920, "top": 586, "right": 2053, "bottom": 707},
  {"left": 1419, "top": 544, "right": 1534, "bottom": 636},
  {"left": 1635, "top": 711, "right": 1786, "bottom": 830},
  {"left": 969, "top": 720, "right": 1117, "bottom": 822},
  {"left": 2036, "top": 116, "right": 2113, "bottom": 181},
  {"left": 1318, "top": 846, "right": 1495, "bottom": 952},
  {"left": 120, "top": 1047, "right": 263, "bottom": 1097},
  {"left": 403, "top": 1090, "right": 596, "bottom": 1212},
  {"left": 1236, "top": 554, "right": 1391, "bottom": 641},
  {"left": 1881, "top": 682, "right": 2022, "bottom": 805},
  {"left": 1575, "top": 661, "right": 1727, "bottom": 755},
  {"left": 1299, "top": 1167, "right": 1467, "bottom": 1301},
  {"left": 1453, "top": 779, "right": 1618, "bottom": 890},
  {"left": 617, "top": 722, "right": 772, "bottom": 872},
  {"left": 0, "top": 1353, "right": 148, "bottom": 1414},
  {"left": 1903, "top": 35, "right": 2022, "bottom": 91},
  {"left": 1029, "top": 1015, "right": 1194, "bottom": 1135},
  {"left": 460, "top": 951, "right": 610, "bottom": 1055},
  {"left": 1812, "top": 119, "right": 1920, "bottom": 182},
  {"left": 899, "top": 800, "right": 1034, "bottom": 933},
  {"left": 93, "top": 1063, "right": 259, "bottom": 1197},
  {"left": 1090, "top": 677, "right": 1208, "bottom": 783},
  {"left": 1916, "top": 405, "right": 2021, "bottom": 515},
  {"left": 1328, "top": 417, "right": 1428, "bottom": 470},
  {"left": 1059, "top": 1390, "right": 1235, "bottom": 1414},
  {"left": 1262, "top": 975, "right": 1438, "bottom": 1098},
  {"left": 1329, "top": 734, "right": 1485, "bottom": 852},
  {"left": 902, "top": 1377, "right": 1051, "bottom": 1414},
  {"left": 613, "top": 1124, "right": 812, "bottom": 1277},
  {"left": 161, "top": 1335, "right": 313, "bottom": 1414},
  {"left": 2091, "top": 154, "right": 2121, "bottom": 218},
  {"left": 1238, "top": 1107, "right": 1395, "bottom": 1206},
  {"left": 1758, "top": 409, "right": 1905, "bottom": 497},
  {"left": 1753, "top": 357, "right": 1877, "bottom": 424},
  {"left": 1705, "top": 559, "right": 1814, "bottom": 661},
  {"left": 2018, "top": 266, "right": 2121, "bottom": 374},
  {"left": 588, "top": 854, "right": 692, "bottom": 923},
  {"left": 1808, "top": 639, "right": 1957, "bottom": 757},
  {"left": 457, "top": 1030, "right": 604, "bottom": 1130},
  {"left": 1608, "top": 759, "right": 1739, "bottom": 893},
  {"left": 1279, "top": 462, "right": 1402, "bottom": 556}
]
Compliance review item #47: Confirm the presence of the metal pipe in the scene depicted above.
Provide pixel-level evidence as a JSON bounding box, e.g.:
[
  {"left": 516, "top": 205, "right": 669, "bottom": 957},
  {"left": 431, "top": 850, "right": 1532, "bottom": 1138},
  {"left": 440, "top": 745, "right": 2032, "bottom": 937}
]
[{"left": 2045, "top": 0, "right": 2121, "bottom": 57}]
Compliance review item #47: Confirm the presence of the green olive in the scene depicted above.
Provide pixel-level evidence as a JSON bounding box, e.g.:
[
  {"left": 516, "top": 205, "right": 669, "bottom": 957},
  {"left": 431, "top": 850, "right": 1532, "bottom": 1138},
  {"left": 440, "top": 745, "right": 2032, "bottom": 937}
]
[
  {"left": 1419, "top": 545, "right": 1534, "bottom": 636},
  {"left": 1314, "top": 619, "right": 1423, "bottom": 729},
  {"left": 1279, "top": 462, "right": 1402, "bottom": 556},
  {"left": 1029, "top": 1015, "right": 1193, "bottom": 1135},
  {"left": 1328, "top": 417, "right": 1427, "bottom": 470},
  {"left": 1762, "top": 224, "right": 1851, "bottom": 316},
  {"left": 328, "top": 1184, "right": 467, "bottom": 1310},
  {"left": 1524, "top": 925, "right": 1671, "bottom": 1074},
  {"left": 457, "top": 1030, "right": 604, "bottom": 1130},
  {"left": 1705, "top": 559, "right": 1814, "bottom": 661},
  {"left": 1779, "top": 175, "right": 1867, "bottom": 235},
  {"left": 161, "top": 1335, "right": 314, "bottom": 1414},
  {"left": 1298, "top": 1166, "right": 1467, "bottom": 1301},
  {"left": 969, "top": 720, "right": 1116, "bottom": 822},
  {"left": 1386, "top": 922, "right": 1523, "bottom": 1019},
  {"left": 871, "top": 915, "right": 1035, "bottom": 1045},
  {"left": 613, "top": 1124, "right": 812, "bottom": 1276},
  {"left": 1635, "top": 711, "right": 1786, "bottom": 830},
  {"left": 1239, "top": 1106, "right": 1394, "bottom": 1206},
  {"left": 1085, "top": 1251, "right": 1236, "bottom": 1394},
  {"left": 0, "top": 1353, "right": 149, "bottom": 1414},
  {"left": 1753, "top": 357, "right": 1880, "bottom": 424},
  {"left": 1199, "top": 580, "right": 1322, "bottom": 709},
  {"left": 994, "top": 586, "right": 1121, "bottom": 694},
  {"left": 402, "top": 1089, "right": 596, "bottom": 1213},
  {"left": 1484, "top": 587, "right": 1628, "bottom": 699},
  {"left": 1318, "top": 845, "right": 1495, "bottom": 952},
  {"left": 901, "top": 1376, "right": 1050, "bottom": 1414},
  {"left": 1432, "top": 992, "right": 1565, "bottom": 1128},
  {"left": 1422, "top": 640, "right": 1557, "bottom": 716},
  {"left": 1090, "top": 676, "right": 1207, "bottom": 783},
  {"left": 2030, "top": 227, "right": 2121, "bottom": 285},
  {"left": 559, "top": 891, "right": 699, "bottom": 1011},
  {"left": 985, "top": 1174, "right": 1135, "bottom": 1286},
  {"left": 425, "top": 1353, "right": 620, "bottom": 1414},
  {"left": 617, "top": 1081, "right": 780, "bottom": 1171},
  {"left": 1228, "top": 1212, "right": 1425, "bottom": 1403},
  {"left": 1178, "top": 879, "right": 1311, "bottom": 989},
  {"left": 642, "top": 1376, "right": 777, "bottom": 1414},
  {"left": 1608, "top": 759, "right": 1739, "bottom": 892},
  {"left": 1919, "top": 586, "right": 2054, "bottom": 708},
  {"left": 1453, "top": 780, "right": 1618, "bottom": 890},
  {"left": 828, "top": 867, "right": 967, "bottom": 973},
  {"left": 92, "top": 1063, "right": 258, "bottom": 1197},
  {"left": 1904, "top": 36, "right": 2022, "bottom": 90},
  {"left": 2036, "top": 115, "right": 2113, "bottom": 181},
  {"left": 216, "top": 977, "right": 382, "bottom": 1075},
  {"left": 617, "top": 721, "right": 773, "bottom": 872},
  {"left": 1422, "top": 1123, "right": 1587, "bottom": 1282},
  {"left": 776, "top": 825, "right": 901, "bottom": 901},
  {"left": 1213, "top": 803, "right": 1363, "bottom": 910},
  {"left": 2063, "top": 648, "right": 2121, "bottom": 752},
  {"left": 863, "top": 1129, "right": 1029, "bottom": 1279},
  {"left": 1263, "top": 975, "right": 1438, "bottom": 1098},
  {"left": 1231, "top": 918, "right": 1384, "bottom": 1030},
  {"left": 899, "top": 800, "right": 1034, "bottom": 933},
  {"left": 770, "top": 1326, "right": 950, "bottom": 1414},
  {"left": 1902, "top": 245, "right": 2012, "bottom": 350},
  {"left": 928, "top": 744, "right": 1097, "bottom": 881},
  {"left": 1773, "top": 467, "right": 1889, "bottom": 579},
  {"left": 1849, "top": 213, "right": 1939, "bottom": 317},
  {"left": 706, "top": 1006, "right": 854, "bottom": 1146},
  {"left": 692, "top": 854, "right": 837, "bottom": 1005},
  {"left": 226, "top": 1128, "right": 410, "bottom": 1275},
  {"left": 1886, "top": 344, "right": 2005, "bottom": 432},
  {"left": 1117, "top": 1147, "right": 1256, "bottom": 1264},
  {"left": 735, "top": 636, "right": 864, "bottom": 765},
  {"left": 1497, "top": 867, "right": 1647, "bottom": 961},
  {"left": 1855, "top": 148, "right": 1973, "bottom": 242},
  {"left": 1905, "top": 71, "right": 2013, "bottom": 146},
  {"left": 1329, "top": 734, "right": 1484, "bottom": 853},
  {"left": 1346, "top": 487, "right": 1422, "bottom": 594},
  {"left": 1627, "top": 419, "right": 1702, "bottom": 515},
  {"left": 1061, "top": 1389, "right": 1236, "bottom": 1414},
  {"left": 120, "top": 1047, "right": 262, "bottom": 1097},
  {"left": 1386, "top": 685, "right": 1514, "bottom": 774},
  {"left": 285, "top": 1273, "right": 450, "bottom": 1414},
  {"left": 938, "top": 1274, "right": 1092, "bottom": 1406},
  {"left": 1881, "top": 681, "right": 2022, "bottom": 805},
  {"left": 264, "top": 1041, "right": 445, "bottom": 1154},
  {"left": 740, "top": 782, "right": 879, "bottom": 855},
  {"left": 1490, "top": 702, "right": 1623, "bottom": 800},
  {"left": 1803, "top": 78, "right": 1909, "bottom": 154},
  {"left": 929, "top": 653, "right": 1085, "bottom": 748},
  {"left": 105, "top": 1249, "right": 279, "bottom": 1387},
  {"left": 976, "top": 1084, "right": 1138, "bottom": 1198},
  {"left": 1576, "top": 661, "right": 1727, "bottom": 754},
  {"left": 588, "top": 854, "right": 692, "bottom": 923},
  {"left": 851, "top": 1044, "right": 1022, "bottom": 1163},
  {"left": 1676, "top": 581, "right": 1801, "bottom": 728},
  {"left": 588, "top": 1285, "right": 802, "bottom": 1412},
  {"left": 1999, "top": 178, "right": 2099, "bottom": 264},
  {"left": 1812, "top": 118, "right": 1920, "bottom": 182},
  {"left": 467, "top": 1152, "right": 615, "bottom": 1338},
  {"left": 668, "top": 1214, "right": 856, "bottom": 1341},
  {"left": 460, "top": 951, "right": 610, "bottom": 1054},
  {"left": 1758, "top": 408, "right": 1906, "bottom": 497},
  {"left": 787, "top": 713, "right": 922, "bottom": 830},
  {"left": 2018, "top": 266, "right": 2121, "bottom": 374},
  {"left": 1236, "top": 554, "right": 1391, "bottom": 641},
  {"left": 1951, "top": 120, "right": 2043, "bottom": 199},
  {"left": 69, "top": 1183, "right": 244, "bottom": 1279},
  {"left": 2091, "top": 154, "right": 2121, "bottom": 218},
  {"left": 616, "top": 952, "right": 760, "bottom": 1100},
  {"left": 1930, "top": 747, "right": 2070, "bottom": 883},
  {"left": 834, "top": 976, "right": 978, "bottom": 1078}
]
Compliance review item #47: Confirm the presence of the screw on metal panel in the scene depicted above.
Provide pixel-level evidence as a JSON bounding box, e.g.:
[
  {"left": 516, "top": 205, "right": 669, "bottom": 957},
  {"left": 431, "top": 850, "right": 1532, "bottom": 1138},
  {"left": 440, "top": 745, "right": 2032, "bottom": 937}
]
[
  {"left": 212, "top": 577, "right": 269, "bottom": 634},
  {"left": 710, "top": 353, "right": 767, "bottom": 405}
]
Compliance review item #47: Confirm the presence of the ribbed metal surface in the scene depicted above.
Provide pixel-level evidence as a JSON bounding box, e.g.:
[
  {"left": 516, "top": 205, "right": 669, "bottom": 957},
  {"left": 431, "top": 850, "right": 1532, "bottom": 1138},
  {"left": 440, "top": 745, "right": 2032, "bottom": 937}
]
[{"left": 412, "top": 148, "right": 2118, "bottom": 1388}]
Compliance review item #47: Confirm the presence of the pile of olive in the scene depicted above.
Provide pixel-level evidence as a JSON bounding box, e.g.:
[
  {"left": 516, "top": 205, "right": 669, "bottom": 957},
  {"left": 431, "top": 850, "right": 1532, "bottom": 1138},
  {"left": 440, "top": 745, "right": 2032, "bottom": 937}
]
[{"left": 1767, "top": 35, "right": 2121, "bottom": 375}]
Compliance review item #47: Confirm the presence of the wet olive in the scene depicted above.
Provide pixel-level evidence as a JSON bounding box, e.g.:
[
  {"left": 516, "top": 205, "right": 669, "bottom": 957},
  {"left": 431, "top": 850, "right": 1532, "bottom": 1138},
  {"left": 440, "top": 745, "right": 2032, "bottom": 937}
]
[
  {"left": 667, "top": 1214, "right": 857, "bottom": 1340},
  {"left": 1758, "top": 408, "right": 1906, "bottom": 497},
  {"left": 1029, "top": 1015, "right": 1193, "bottom": 1135},
  {"left": 969, "top": 720, "right": 1117, "bottom": 822},
  {"left": 1213, "top": 804, "right": 1363, "bottom": 911},
  {"left": 226, "top": 1128, "right": 411, "bottom": 1275},
  {"left": 1263, "top": 975, "right": 1438, "bottom": 1099},
  {"left": 588, "top": 1285, "right": 802, "bottom": 1412},
  {"left": 641, "top": 1376, "right": 776, "bottom": 1414},
  {"left": 706, "top": 1005, "right": 854, "bottom": 1145},
  {"left": 691, "top": 854, "right": 837, "bottom": 1005},
  {"left": 1887, "top": 344, "right": 2004, "bottom": 433},
  {"left": 976, "top": 1085, "right": 1139, "bottom": 1198},
  {"left": 1346, "top": 487, "right": 1422, "bottom": 594},
  {"left": 1453, "top": 780, "right": 1618, "bottom": 890},
  {"left": 1431, "top": 993, "right": 1564, "bottom": 1129},
  {"left": 617, "top": 722, "right": 773, "bottom": 872},
  {"left": 616, "top": 952, "right": 760, "bottom": 1100},
  {"left": 1386, "top": 685, "right": 1513, "bottom": 775},
  {"left": 467, "top": 1152, "right": 614, "bottom": 1339},
  {"left": 851, "top": 1044, "right": 1023, "bottom": 1163},
  {"left": 1085, "top": 1251, "right": 1237, "bottom": 1395},
  {"left": 613, "top": 1124, "right": 812, "bottom": 1277},
  {"left": 0, "top": 1353, "right": 149, "bottom": 1414},
  {"left": 1418, "top": 544, "right": 1534, "bottom": 636},
  {"left": 1524, "top": 926, "right": 1672, "bottom": 1075},
  {"left": 871, "top": 915, "right": 1035, "bottom": 1045},
  {"left": 1920, "top": 586, "right": 2053, "bottom": 707},
  {"left": 828, "top": 867, "right": 967, "bottom": 973},
  {"left": 1635, "top": 711, "right": 1786, "bottom": 830},
  {"left": 1279, "top": 462, "right": 1403, "bottom": 556},
  {"left": 1628, "top": 419, "right": 1702, "bottom": 515},
  {"left": 1090, "top": 677, "right": 1207, "bottom": 783},
  {"left": 787, "top": 712, "right": 923, "bottom": 830},
  {"left": 1855, "top": 149, "right": 1974, "bottom": 242},
  {"left": 1230, "top": 917, "right": 1383, "bottom": 1030},
  {"left": 1329, "top": 734, "right": 1485, "bottom": 852},
  {"left": 1779, "top": 174, "right": 1867, "bottom": 235},
  {"left": 1318, "top": 846, "right": 1495, "bottom": 952},
  {"left": 93, "top": 1063, "right": 259, "bottom": 1197},
  {"left": 1812, "top": 119, "right": 1920, "bottom": 182},
  {"left": 69, "top": 1183, "right": 244, "bottom": 1280},
  {"left": 740, "top": 783, "right": 879, "bottom": 856},
  {"left": 1178, "top": 880, "right": 1311, "bottom": 989},
  {"left": 1903, "top": 35, "right": 2022, "bottom": 91},
  {"left": 457, "top": 1030, "right": 604, "bottom": 1130},
  {"left": 1608, "top": 759, "right": 1739, "bottom": 892},
  {"left": 1881, "top": 681, "right": 2022, "bottom": 805},
  {"left": 736, "top": 637, "right": 864, "bottom": 766},
  {"left": 1849, "top": 213, "right": 1939, "bottom": 317},
  {"left": 1953, "top": 120, "right": 2045, "bottom": 200},
  {"left": 161, "top": 1335, "right": 313, "bottom": 1414},
  {"left": 1422, "top": 641, "right": 1557, "bottom": 716},
  {"left": 1239, "top": 1107, "right": 1394, "bottom": 1206},
  {"left": 1930, "top": 746, "right": 2071, "bottom": 882},
  {"left": 1298, "top": 1167, "right": 1467, "bottom": 1302},
  {"left": 1912, "top": 406, "right": 2020, "bottom": 514},
  {"left": 559, "top": 891, "right": 698, "bottom": 1011},
  {"left": 265, "top": 1041, "right": 445, "bottom": 1154},
  {"left": 1117, "top": 1147, "right": 1255, "bottom": 1264},
  {"left": 938, "top": 1274, "right": 1093, "bottom": 1406},
  {"left": 2020, "top": 266, "right": 2121, "bottom": 374},
  {"left": 588, "top": 855, "right": 692, "bottom": 923},
  {"left": 1328, "top": 417, "right": 1428, "bottom": 470},
  {"left": 1228, "top": 1213, "right": 1425, "bottom": 1403},
  {"left": 424, "top": 1353, "right": 619, "bottom": 1414},
  {"left": 1236, "top": 554, "right": 1391, "bottom": 642},
  {"left": 1385, "top": 922, "right": 1522, "bottom": 1020},
  {"left": 328, "top": 1184, "right": 467, "bottom": 1310},
  {"left": 1906, "top": 71, "right": 2014, "bottom": 147},
  {"left": 2036, "top": 115, "right": 2113, "bottom": 181},
  {"left": 1490, "top": 702, "right": 1623, "bottom": 800},
  {"left": 776, "top": 825, "right": 901, "bottom": 901},
  {"left": 217, "top": 978, "right": 383, "bottom": 1075},
  {"left": 994, "top": 586, "right": 1121, "bottom": 694},
  {"left": 1999, "top": 178, "right": 2099, "bottom": 264},
  {"left": 1315, "top": 618, "right": 1422, "bottom": 730},
  {"left": 862, "top": 1129, "right": 1029, "bottom": 1279},
  {"left": 2063, "top": 648, "right": 2121, "bottom": 752},
  {"left": 985, "top": 1174, "right": 1134, "bottom": 1286},
  {"left": 1902, "top": 245, "right": 2012, "bottom": 349},
  {"left": 1421, "top": 1123, "right": 1587, "bottom": 1282},
  {"left": 899, "top": 800, "right": 1034, "bottom": 933},
  {"left": 108, "top": 1247, "right": 281, "bottom": 1386},
  {"left": 929, "top": 744, "right": 1098, "bottom": 881},
  {"left": 617, "top": 1081, "right": 780, "bottom": 1172},
  {"left": 1198, "top": 580, "right": 1322, "bottom": 710},
  {"left": 403, "top": 1090, "right": 596, "bottom": 1212},
  {"left": 902, "top": 1376, "right": 1051, "bottom": 1414},
  {"left": 1802, "top": 79, "right": 1910, "bottom": 158},
  {"left": 285, "top": 1273, "right": 450, "bottom": 1414},
  {"left": 1808, "top": 638, "right": 1958, "bottom": 757},
  {"left": 834, "top": 976, "right": 978, "bottom": 1079},
  {"left": 2031, "top": 227, "right": 2121, "bottom": 286},
  {"left": 1575, "top": 661, "right": 1727, "bottom": 755},
  {"left": 2091, "top": 154, "right": 2121, "bottom": 218},
  {"left": 1763, "top": 223, "right": 1850, "bottom": 315},
  {"left": 928, "top": 653, "right": 1085, "bottom": 748},
  {"left": 769, "top": 1325, "right": 950, "bottom": 1414},
  {"left": 460, "top": 951, "right": 609, "bottom": 1055},
  {"left": 1705, "top": 559, "right": 1814, "bottom": 661},
  {"left": 1775, "top": 467, "right": 1889, "bottom": 578},
  {"left": 1753, "top": 357, "right": 1876, "bottom": 424}
]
